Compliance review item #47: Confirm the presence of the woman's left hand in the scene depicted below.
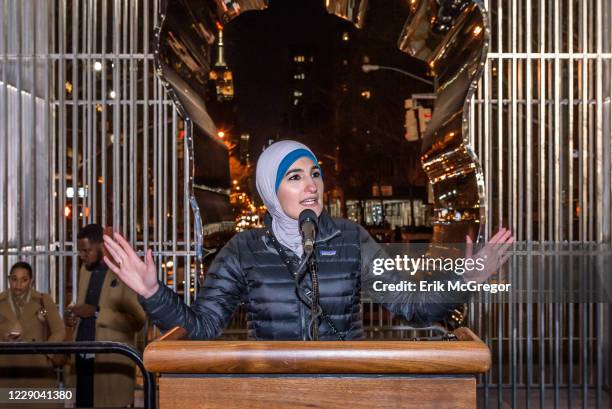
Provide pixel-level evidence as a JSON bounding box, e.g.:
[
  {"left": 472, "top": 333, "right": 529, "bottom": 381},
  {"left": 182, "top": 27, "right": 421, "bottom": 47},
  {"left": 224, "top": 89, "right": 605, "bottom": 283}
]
[{"left": 463, "top": 228, "right": 514, "bottom": 283}]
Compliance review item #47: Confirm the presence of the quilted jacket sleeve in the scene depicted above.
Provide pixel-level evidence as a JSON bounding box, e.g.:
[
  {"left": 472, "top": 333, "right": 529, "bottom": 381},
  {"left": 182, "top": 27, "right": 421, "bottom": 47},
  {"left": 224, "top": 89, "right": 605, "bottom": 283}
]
[
  {"left": 138, "top": 236, "right": 247, "bottom": 340},
  {"left": 358, "top": 226, "right": 466, "bottom": 326}
]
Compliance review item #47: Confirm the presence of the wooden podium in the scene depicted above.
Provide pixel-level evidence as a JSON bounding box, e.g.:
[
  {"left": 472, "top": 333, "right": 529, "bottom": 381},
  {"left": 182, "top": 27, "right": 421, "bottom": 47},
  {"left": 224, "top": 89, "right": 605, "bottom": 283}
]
[{"left": 144, "top": 327, "right": 490, "bottom": 409}]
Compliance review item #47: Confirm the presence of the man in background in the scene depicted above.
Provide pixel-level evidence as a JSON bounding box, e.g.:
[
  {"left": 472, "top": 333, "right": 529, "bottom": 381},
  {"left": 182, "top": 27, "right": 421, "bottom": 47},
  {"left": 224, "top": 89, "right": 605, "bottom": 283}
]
[{"left": 67, "top": 224, "right": 146, "bottom": 408}]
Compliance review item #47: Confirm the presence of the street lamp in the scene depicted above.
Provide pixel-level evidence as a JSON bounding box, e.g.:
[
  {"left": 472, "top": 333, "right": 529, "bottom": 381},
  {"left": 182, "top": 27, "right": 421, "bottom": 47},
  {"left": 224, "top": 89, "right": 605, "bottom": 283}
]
[{"left": 361, "top": 64, "right": 433, "bottom": 86}]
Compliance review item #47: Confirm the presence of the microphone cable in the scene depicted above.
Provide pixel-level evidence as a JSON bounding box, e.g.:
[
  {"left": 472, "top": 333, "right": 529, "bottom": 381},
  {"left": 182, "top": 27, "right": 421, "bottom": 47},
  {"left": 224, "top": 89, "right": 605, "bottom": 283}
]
[{"left": 307, "top": 255, "right": 322, "bottom": 341}]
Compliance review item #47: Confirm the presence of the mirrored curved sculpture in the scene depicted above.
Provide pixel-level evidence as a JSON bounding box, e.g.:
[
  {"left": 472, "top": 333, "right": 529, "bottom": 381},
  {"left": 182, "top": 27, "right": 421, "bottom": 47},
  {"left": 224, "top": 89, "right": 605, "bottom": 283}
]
[
  {"left": 154, "top": 0, "right": 269, "bottom": 274},
  {"left": 398, "top": 0, "right": 488, "bottom": 243},
  {"left": 154, "top": 0, "right": 489, "bottom": 275}
]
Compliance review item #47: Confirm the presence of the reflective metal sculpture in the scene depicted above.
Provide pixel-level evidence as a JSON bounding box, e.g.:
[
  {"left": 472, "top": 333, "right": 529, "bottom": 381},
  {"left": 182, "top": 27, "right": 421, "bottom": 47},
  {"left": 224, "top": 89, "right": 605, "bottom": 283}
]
[
  {"left": 154, "top": 0, "right": 489, "bottom": 277},
  {"left": 398, "top": 0, "right": 488, "bottom": 243},
  {"left": 155, "top": 0, "right": 269, "bottom": 273}
]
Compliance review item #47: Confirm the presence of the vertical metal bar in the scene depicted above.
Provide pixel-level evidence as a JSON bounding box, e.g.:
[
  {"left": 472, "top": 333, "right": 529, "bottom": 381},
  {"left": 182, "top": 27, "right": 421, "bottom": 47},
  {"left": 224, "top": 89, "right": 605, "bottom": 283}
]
[
  {"left": 100, "top": 0, "right": 107, "bottom": 226},
  {"left": 568, "top": 0, "right": 574, "bottom": 243},
  {"left": 81, "top": 0, "right": 88, "bottom": 228},
  {"left": 509, "top": 1, "right": 518, "bottom": 400},
  {"left": 596, "top": 303, "right": 603, "bottom": 409},
  {"left": 30, "top": 0, "right": 38, "bottom": 271},
  {"left": 90, "top": 0, "right": 96, "bottom": 224},
  {"left": 554, "top": 250, "right": 561, "bottom": 407},
  {"left": 516, "top": 0, "right": 525, "bottom": 389},
  {"left": 86, "top": 0, "right": 94, "bottom": 226},
  {"left": 171, "top": 109, "right": 177, "bottom": 293},
  {"left": 546, "top": 252, "right": 553, "bottom": 400},
  {"left": 121, "top": 0, "right": 128, "bottom": 234},
  {"left": 497, "top": 0, "right": 503, "bottom": 234},
  {"left": 581, "top": 0, "right": 589, "bottom": 243},
  {"left": 129, "top": 0, "right": 137, "bottom": 245},
  {"left": 511, "top": 0, "right": 518, "bottom": 238},
  {"left": 15, "top": 0, "right": 23, "bottom": 257},
  {"left": 553, "top": 0, "right": 561, "bottom": 243},
  {"left": 553, "top": 1, "right": 562, "bottom": 406},
  {"left": 539, "top": 0, "right": 546, "bottom": 244},
  {"left": 162, "top": 88, "right": 168, "bottom": 284},
  {"left": 609, "top": 0, "right": 612, "bottom": 248},
  {"left": 158, "top": 88, "right": 164, "bottom": 284},
  {"left": 546, "top": 0, "right": 554, "bottom": 243},
  {"left": 526, "top": 244, "right": 533, "bottom": 409},
  {"left": 539, "top": 254, "right": 545, "bottom": 409},
  {"left": 45, "top": 0, "right": 54, "bottom": 302},
  {"left": 498, "top": 278, "right": 503, "bottom": 408},
  {"left": 526, "top": 0, "right": 533, "bottom": 245},
  {"left": 510, "top": 259, "right": 517, "bottom": 408},
  {"left": 596, "top": 0, "right": 604, "bottom": 245},
  {"left": 58, "top": 0, "right": 68, "bottom": 305},
  {"left": 582, "top": 301, "right": 588, "bottom": 409},
  {"left": 484, "top": 62, "right": 491, "bottom": 240},
  {"left": 1, "top": 0, "right": 8, "bottom": 289},
  {"left": 154, "top": 100, "right": 160, "bottom": 285},
  {"left": 184, "top": 119, "right": 191, "bottom": 305},
  {"left": 154, "top": 60, "right": 161, "bottom": 285},
  {"left": 578, "top": 2, "right": 585, "bottom": 243},
  {"left": 71, "top": 0, "right": 79, "bottom": 301},
  {"left": 594, "top": 0, "right": 606, "bottom": 404},
  {"left": 142, "top": 0, "right": 149, "bottom": 259},
  {"left": 139, "top": 0, "right": 151, "bottom": 340},
  {"left": 569, "top": 274, "right": 574, "bottom": 407},
  {"left": 153, "top": 26, "right": 159, "bottom": 284},
  {"left": 113, "top": 0, "right": 120, "bottom": 230},
  {"left": 539, "top": 0, "right": 546, "bottom": 394}
]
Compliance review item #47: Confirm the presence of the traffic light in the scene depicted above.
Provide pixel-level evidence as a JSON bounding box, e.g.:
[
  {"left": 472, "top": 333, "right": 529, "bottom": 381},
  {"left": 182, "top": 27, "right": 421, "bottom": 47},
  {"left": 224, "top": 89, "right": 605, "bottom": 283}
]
[
  {"left": 404, "top": 95, "right": 434, "bottom": 141},
  {"left": 404, "top": 99, "right": 419, "bottom": 141}
]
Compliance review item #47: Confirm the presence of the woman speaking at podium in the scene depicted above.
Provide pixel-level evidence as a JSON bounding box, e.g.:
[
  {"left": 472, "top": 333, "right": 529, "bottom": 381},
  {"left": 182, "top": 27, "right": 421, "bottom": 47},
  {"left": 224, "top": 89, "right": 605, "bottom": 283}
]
[{"left": 102, "top": 140, "right": 513, "bottom": 340}]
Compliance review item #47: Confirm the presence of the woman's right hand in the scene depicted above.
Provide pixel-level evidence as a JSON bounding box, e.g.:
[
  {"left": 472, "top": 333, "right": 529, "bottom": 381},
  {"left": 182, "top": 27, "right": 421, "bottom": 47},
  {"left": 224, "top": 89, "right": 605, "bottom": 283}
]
[{"left": 103, "top": 232, "right": 160, "bottom": 299}]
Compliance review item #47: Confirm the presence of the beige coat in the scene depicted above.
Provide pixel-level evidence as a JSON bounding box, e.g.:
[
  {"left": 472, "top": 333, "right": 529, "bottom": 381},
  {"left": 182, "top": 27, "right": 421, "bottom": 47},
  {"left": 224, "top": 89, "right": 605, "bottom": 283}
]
[
  {"left": 67, "top": 265, "right": 146, "bottom": 408},
  {"left": 0, "top": 289, "right": 66, "bottom": 388}
]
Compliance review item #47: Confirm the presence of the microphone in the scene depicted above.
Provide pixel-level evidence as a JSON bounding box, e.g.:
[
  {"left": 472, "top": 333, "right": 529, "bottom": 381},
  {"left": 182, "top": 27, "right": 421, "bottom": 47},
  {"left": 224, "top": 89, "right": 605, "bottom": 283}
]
[{"left": 299, "top": 209, "right": 318, "bottom": 255}]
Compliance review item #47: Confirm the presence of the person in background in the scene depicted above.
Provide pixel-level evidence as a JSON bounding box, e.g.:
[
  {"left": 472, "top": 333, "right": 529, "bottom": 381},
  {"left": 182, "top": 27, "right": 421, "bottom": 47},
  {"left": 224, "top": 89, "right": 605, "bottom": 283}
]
[
  {"left": 0, "top": 261, "right": 65, "bottom": 388},
  {"left": 66, "top": 223, "right": 146, "bottom": 408}
]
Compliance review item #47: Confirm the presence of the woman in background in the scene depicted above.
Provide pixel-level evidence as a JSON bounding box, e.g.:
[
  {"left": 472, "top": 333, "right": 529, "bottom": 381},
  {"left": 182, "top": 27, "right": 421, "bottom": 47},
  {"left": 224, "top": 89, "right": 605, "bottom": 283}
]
[{"left": 0, "top": 261, "right": 66, "bottom": 387}]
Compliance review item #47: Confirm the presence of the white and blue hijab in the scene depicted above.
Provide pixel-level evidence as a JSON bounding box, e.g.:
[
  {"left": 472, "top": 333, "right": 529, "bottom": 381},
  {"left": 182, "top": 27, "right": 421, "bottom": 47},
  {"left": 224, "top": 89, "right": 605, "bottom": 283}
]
[{"left": 255, "top": 140, "right": 322, "bottom": 257}]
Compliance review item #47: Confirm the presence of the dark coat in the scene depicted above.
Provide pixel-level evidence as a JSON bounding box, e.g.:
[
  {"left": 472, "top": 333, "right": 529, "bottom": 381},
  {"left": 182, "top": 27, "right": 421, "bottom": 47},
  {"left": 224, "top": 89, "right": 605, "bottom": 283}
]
[{"left": 140, "top": 211, "right": 461, "bottom": 340}]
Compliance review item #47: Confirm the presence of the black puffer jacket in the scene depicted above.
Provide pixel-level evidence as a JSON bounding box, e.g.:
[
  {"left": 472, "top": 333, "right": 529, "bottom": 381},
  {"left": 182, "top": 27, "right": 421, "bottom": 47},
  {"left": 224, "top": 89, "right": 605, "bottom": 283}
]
[{"left": 139, "top": 211, "right": 461, "bottom": 340}]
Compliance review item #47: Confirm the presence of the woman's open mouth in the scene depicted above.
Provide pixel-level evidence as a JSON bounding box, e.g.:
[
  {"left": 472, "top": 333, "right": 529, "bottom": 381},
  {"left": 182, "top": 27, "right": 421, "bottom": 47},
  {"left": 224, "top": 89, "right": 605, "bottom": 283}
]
[{"left": 300, "top": 198, "right": 319, "bottom": 207}]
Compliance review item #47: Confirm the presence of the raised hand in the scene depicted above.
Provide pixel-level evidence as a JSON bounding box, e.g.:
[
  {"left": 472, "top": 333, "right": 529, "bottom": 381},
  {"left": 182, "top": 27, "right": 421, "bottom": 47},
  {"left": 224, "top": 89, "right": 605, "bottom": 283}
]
[
  {"left": 464, "top": 228, "right": 514, "bottom": 283},
  {"left": 103, "top": 232, "right": 160, "bottom": 298}
]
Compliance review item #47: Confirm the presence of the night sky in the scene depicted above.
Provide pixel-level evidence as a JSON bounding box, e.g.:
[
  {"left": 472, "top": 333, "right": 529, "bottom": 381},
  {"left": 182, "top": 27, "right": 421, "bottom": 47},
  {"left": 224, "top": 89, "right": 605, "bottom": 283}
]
[{"left": 210, "top": 0, "right": 433, "bottom": 191}]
